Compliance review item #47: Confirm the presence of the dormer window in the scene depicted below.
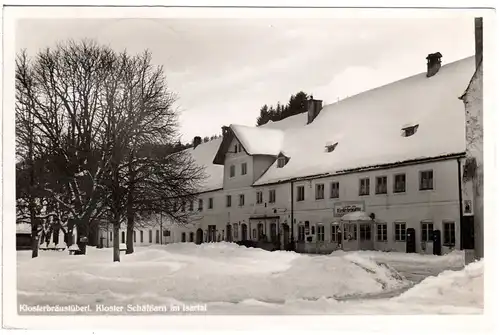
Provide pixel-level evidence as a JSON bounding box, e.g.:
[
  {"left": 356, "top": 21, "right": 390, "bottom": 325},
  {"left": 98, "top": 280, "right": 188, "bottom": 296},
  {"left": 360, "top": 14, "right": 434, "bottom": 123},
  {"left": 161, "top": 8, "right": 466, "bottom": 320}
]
[
  {"left": 277, "top": 157, "right": 287, "bottom": 168},
  {"left": 401, "top": 124, "right": 419, "bottom": 137},
  {"left": 325, "top": 142, "right": 338, "bottom": 153}
]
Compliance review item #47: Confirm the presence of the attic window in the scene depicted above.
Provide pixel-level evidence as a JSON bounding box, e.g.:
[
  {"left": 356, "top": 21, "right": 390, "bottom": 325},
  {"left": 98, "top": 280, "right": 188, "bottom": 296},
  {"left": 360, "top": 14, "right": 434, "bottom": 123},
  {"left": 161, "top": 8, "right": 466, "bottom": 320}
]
[
  {"left": 401, "top": 124, "right": 419, "bottom": 137},
  {"left": 325, "top": 142, "right": 338, "bottom": 153},
  {"left": 277, "top": 157, "right": 287, "bottom": 168}
]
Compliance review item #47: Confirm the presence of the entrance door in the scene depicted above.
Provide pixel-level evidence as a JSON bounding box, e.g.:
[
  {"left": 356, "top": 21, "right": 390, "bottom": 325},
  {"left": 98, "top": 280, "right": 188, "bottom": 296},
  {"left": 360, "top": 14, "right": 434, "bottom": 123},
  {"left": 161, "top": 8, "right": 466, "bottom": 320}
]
[
  {"left": 195, "top": 229, "right": 203, "bottom": 244},
  {"left": 226, "top": 224, "right": 232, "bottom": 242},
  {"left": 359, "top": 223, "right": 374, "bottom": 250},
  {"left": 270, "top": 223, "right": 278, "bottom": 243},
  {"left": 241, "top": 224, "right": 248, "bottom": 241},
  {"left": 406, "top": 228, "right": 416, "bottom": 253},
  {"left": 282, "top": 224, "right": 290, "bottom": 250}
]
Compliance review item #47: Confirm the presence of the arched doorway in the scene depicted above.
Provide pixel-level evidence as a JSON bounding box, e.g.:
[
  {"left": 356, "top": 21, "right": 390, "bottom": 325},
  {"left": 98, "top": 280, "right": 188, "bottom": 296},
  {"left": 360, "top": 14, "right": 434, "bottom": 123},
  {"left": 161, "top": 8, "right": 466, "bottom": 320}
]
[
  {"left": 226, "top": 224, "right": 232, "bottom": 242},
  {"left": 195, "top": 229, "right": 203, "bottom": 244},
  {"left": 181, "top": 232, "right": 186, "bottom": 242},
  {"left": 241, "top": 224, "right": 248, "bottom": 241},
  {"left": 189, "top": 232, "right": 194, "bottom": 242}
]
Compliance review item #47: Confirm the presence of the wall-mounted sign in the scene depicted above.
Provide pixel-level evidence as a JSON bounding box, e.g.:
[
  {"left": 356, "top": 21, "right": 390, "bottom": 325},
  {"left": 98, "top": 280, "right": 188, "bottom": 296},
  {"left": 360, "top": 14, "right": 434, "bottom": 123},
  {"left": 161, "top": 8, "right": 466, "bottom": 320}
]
[
  {"left": 333, "top": 202, "right": 365, "bottom": 217},
  {"left": 463, "top": 200, "right": 474, "bottom": 216}
]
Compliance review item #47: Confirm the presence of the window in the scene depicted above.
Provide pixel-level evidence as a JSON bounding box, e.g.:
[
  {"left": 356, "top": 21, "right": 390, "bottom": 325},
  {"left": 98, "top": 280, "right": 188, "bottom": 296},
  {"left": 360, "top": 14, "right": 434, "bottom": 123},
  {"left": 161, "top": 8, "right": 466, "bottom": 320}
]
[
  {"left": 239, "top": 194, "right": 245, "bottom": 206},
  {"left": 376, "top": 176, "right": 387, "bottom": 194},
  {"left": 256, "top": 191, "right": 263, "bottom": 204},
  {"left": 317, "top": 225, "right": 325, "bottom": 241},
  {"left": 402, "top": 124, "right": 419, "bottom": 137},
  {"left": 189, "top": 200, "right": 194, "bottom": 211},
  {"left": 110, "top": 231, "right": 113, "bottom": 241},
  {"left": 331, "top": 225, "right": 340, "bottom": 242},
  {"left": 421, "top": 221, "right": 434, "bottom": 242},
  {"left": 277, "top": 157, "right": 287, "bottom": 168},
  {"left": 155, "top": 230, "right": 160, "bottom": 244},
  {"left": 198, "top": 199, "right": 203, "bottom": 211},
  {"left": 238, "top": 144, "right": 243, "bottom": 152},
  {"left": 229, "top": 165, "right": 235, "bottom": 177},
  {"left": 181, "top": 232, "right": 186, "bottom": 242},
  {"left": 208, "top": 197, "right": 213, "bottom": 209},
  {"left": 269, "top": 189, "right": 276, "bottom": 203},
  {"left": 233, "top": 223, "right": 238, "bottom": 238},
  {"left": 234, "top": 144, "right": 238, "bottom": 153},
  {"left": 360, "top": 224, "right": 371, "bottom": 241},
  {"left": 140, "top": 231, "right": 144, "bottom": 243},
  {"left": 133, "top": 231, "right": 136, "bottom": 243},
  {"left": 189, "top": 232, "right": 194, "bottom": 242},
  {"left": 311, "top": 225, "right": 315, "bottom": 235},
  {"left": 330, "top": 182, "right": 339, "bottom": 198},
  {"left": 122, "top": 231, "right": 125, "bottom": 243},
  {"left": 344, "top": 224, "right": 357, "bottom": 240},
  {"left": 149, "top": 230, "right": 152, "bottom": 243},
  {"left": 315, "top": 183, "right": 325, "bottom": 200},
  {"left": 325, "top": 142, "right": 338, "bottom": 153},
  {"left": 394, "top": 222, "right": 406, "bottom": 241},
  {"left": 297, "top": 185, "right": 305, "bottom": 201},
  {"left": 394, "top": 174, "right": 406, "bottom": 193},
  {"left": 298, "top": 226, "right": 305, "bottom": 242},
  {"left": 376, "top": 223, "right": 387, "bottom": 241},
  {"left": 359, "top": 178, "right": 370, "bottom": 196},
  {"left": 226, "top": 195, "right": 232, "bottom": 207},
  {"left": 443, "top": 221, "right": 456, "bottom": 246},
  {"left": 163, "top": 229, "right": 170, "bottom": 237},
  {"left": 420, "top": 170, "right": 434, "bottom": 190},
  {"left": 241, "top": 162, "right": 247, "bottom": 175}
]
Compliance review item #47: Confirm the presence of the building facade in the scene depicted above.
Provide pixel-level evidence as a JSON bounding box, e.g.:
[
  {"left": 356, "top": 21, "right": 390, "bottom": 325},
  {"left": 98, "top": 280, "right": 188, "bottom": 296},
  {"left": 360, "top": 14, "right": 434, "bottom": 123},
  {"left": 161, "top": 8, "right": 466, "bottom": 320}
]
[{"left": 100, "top": 54, "right": 478, "bottom": 255}]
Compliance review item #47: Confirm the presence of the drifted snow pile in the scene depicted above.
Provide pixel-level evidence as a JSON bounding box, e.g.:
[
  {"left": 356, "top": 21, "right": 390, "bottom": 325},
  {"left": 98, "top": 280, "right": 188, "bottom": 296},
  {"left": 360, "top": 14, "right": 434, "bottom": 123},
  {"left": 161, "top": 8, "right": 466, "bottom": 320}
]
[
  {"left": 393, "top": 259, "right": 484, "bottom": 308},
  {"left": 17, "top": 243, "right": 409, "bottom": 307}
]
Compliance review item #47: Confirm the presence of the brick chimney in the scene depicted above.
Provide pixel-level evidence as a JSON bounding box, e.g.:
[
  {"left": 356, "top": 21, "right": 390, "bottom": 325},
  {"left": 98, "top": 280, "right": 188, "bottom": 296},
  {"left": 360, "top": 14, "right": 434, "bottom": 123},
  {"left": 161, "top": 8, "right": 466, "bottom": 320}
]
[
  {"left": 475, "top": 17, "right": 483, "bottom": 68},
  {"left": 426, "top": 52, "right": 442, "bottom": 77},
  {"left": 306, "top": 96, "right": 323, "bottom": 124},
  {"left": 193, "top": 136, "right": 202, "bottom": 149}
]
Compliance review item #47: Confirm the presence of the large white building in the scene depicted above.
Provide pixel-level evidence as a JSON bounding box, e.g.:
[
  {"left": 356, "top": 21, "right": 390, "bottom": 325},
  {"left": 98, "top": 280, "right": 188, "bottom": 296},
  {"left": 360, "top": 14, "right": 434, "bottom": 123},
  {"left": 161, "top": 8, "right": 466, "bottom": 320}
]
[{"left": 104, "top": 54, "right": 478, "bottom": 255}]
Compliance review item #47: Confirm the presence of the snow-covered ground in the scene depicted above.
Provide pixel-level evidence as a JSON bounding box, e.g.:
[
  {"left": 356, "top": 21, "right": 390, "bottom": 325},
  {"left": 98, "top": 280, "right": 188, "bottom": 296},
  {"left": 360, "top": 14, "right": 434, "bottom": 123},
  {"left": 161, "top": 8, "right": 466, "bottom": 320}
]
[{"left": 17, "top": 243, "right": 483, "bottom": 314}]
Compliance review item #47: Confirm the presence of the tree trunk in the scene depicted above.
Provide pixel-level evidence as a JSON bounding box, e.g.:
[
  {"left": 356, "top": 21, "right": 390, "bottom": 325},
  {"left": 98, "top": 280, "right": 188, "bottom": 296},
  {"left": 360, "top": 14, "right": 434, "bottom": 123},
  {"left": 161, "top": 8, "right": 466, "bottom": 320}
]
[
  {"left": 76, "top": 218, "right": 88, "bottom": 255},
  {"left": 113, "top": 221, "right": 120, "bottom": 262},
  {"left": 126, "top": 221, "right": 134, "bottom": 254},
  {"left": 31, "top": 218, "right": 39, "bottom": 258}
]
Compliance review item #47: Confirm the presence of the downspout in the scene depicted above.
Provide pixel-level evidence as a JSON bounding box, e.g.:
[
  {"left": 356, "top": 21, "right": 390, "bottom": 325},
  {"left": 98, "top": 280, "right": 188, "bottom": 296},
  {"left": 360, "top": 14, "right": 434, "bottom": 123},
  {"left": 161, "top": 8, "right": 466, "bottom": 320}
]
[
  {"left": 457, "top": 158, "right": 464, "bottom": 250},
  {"left": 290, "top": 180, "right": 295, "bottom": 251}
]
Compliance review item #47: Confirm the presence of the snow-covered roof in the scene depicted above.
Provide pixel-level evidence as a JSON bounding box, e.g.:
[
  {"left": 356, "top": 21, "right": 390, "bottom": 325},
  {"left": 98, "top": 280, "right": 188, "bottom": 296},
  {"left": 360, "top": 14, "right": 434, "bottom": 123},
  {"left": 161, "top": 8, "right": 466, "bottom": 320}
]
[
  {"left": 185, "top": 138, "right": 224, "bottom": 192},
  {"left": 253, "top": 56, "right": 476, "bottom": 185},
  {"left": 230, "top": 124, "right": 285, "bottom": 156}
]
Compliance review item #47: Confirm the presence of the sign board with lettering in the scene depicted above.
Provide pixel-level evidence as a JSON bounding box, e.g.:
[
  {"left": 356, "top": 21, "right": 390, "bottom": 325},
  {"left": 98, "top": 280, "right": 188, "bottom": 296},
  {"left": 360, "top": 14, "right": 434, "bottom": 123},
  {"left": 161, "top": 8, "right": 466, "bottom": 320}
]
[{"left": 333, "top": 202, "right": 365, "bottom": 217}]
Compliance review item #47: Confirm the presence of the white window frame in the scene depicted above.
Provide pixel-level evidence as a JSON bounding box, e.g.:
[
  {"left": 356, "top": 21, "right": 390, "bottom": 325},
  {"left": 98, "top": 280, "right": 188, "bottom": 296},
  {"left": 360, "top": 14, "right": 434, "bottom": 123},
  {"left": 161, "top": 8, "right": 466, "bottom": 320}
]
[
  {"left": 239, "top": 194, "right": 245, "bottom": 206},
  {"left": 208, "top": 197, "right": 213, "bottom": 209},
  {"left": 443, "top": 221, "right": 456, "bottom": 246},
  {"left": 317, "top": 224, "right": 325, "bottom": 241},
  {"left": 376, "top": 223, "right": 388, "bottom": 241},
  {"left": 359, "top": 177, "right": 370, "bottom": 196},
  {"left": 420, "top": 170, "right": 434, "bottom": 190},
  {"left": 198, "top": 199, "right": 203, "bottom": 211},
  {"left": 226, "top": 195, "right": 232, "bottom": 207},
  {"left": 297, "top": 185, "right": 305, "bottom": 201},
  {"left": 229, "top": 164, "right": 235, "bottom": 178},
  {"left": 315, "top": 183, "right": 325, "bottom": 200},
  {"left": 394, "top": 173, "right": 406, "bottom": 193},
  {"left": 269, "top": 189, "right": 276, "bottom": 203},
  {"left": 277, "top": 157, "right": 286, "bottom": 168},
  {"left": 241, "top": 162, "right": 247, "bottom": 175},
  {"left": 394, "top": 222, "right": 406, "bottom": 241},
  {"left": 330, "top": 181, "right": 339, "bottom": 198},
  {"left": 256, "top": 191, "right": 263, "bottom": 204},
  {"left": 421, "top": 221, "right": 434, "bottom": 242},
  {"left": 375, "top": 176, "right": 387, "bottom": 194}
]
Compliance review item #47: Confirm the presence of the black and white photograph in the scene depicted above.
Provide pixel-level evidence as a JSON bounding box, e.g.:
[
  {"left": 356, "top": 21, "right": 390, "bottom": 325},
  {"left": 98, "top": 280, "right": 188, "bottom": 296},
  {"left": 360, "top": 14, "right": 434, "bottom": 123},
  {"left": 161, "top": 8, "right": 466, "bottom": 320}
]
[{"left": 1, "top": 2, "right": 497, "bottom": 333}]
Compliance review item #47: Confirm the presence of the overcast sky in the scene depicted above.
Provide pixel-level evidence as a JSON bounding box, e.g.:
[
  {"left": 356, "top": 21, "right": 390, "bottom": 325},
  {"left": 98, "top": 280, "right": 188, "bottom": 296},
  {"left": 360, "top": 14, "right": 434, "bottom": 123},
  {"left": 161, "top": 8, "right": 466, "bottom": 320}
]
[{"left": 16, "top": 17, "right": 476, "bottom": 143}]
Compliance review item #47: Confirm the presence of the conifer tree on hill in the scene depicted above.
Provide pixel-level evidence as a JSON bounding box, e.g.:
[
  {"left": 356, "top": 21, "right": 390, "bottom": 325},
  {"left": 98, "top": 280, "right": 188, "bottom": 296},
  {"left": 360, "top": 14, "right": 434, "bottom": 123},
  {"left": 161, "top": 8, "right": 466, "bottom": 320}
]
[{"left": 256, "top": 91, "right": 310, "bottom": 126}]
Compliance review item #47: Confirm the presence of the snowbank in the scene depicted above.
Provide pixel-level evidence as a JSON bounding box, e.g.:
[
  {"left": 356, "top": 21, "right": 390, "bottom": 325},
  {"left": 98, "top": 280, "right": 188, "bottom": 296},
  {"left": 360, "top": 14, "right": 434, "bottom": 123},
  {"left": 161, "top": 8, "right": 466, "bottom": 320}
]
[{"left": 18, "top": 243, "right": 409, "bottom": 307}]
